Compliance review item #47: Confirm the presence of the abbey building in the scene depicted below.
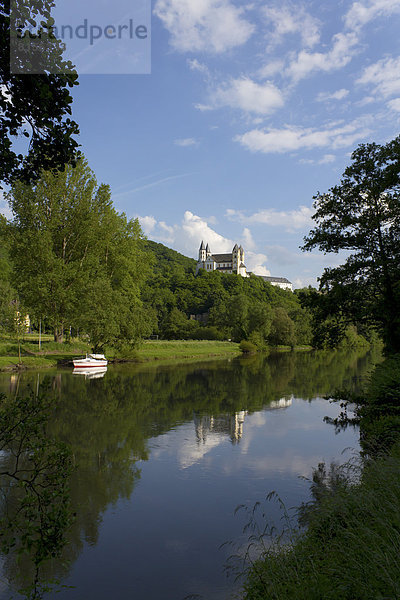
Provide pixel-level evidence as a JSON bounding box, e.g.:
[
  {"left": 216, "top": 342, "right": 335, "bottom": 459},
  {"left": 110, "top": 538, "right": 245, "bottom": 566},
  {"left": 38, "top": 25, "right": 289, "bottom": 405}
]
[
  {"left": 196, "top": 241, "right": 248, "bottom": 277},
  {"left": 195, "top": 241, "right": 293, "bottom": 291}
]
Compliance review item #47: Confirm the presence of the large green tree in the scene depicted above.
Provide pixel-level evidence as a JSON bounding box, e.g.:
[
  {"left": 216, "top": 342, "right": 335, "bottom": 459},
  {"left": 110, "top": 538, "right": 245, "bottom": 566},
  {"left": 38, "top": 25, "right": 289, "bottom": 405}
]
[
  {"left": 6, "top": 158, "right": 153, "bottom": 346},
  {"left": 302, "top": 136, "right": 400, "bottom": 354},
  {"left": 0, "top": 0, "right": 79, "bottom": 185}
]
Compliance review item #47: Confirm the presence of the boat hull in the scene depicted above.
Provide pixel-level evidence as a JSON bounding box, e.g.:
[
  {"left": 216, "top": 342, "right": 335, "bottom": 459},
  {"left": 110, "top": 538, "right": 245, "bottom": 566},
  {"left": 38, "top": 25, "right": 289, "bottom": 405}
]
[{"left": 73, "top": 359, "right": 108, "bottom": 368}]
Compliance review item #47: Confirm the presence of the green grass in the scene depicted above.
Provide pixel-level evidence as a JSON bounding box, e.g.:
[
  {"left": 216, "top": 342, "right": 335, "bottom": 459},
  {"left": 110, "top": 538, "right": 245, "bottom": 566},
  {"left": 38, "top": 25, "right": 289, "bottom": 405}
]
[
  {"left": 0, "top": 334, "right": 91, "bottom": 370},
  {"left": 0, "top": 336, "right": 241, "bottom": 370},
  {"left": 135, "top": 340, "right": 241, "bottom": 361}
]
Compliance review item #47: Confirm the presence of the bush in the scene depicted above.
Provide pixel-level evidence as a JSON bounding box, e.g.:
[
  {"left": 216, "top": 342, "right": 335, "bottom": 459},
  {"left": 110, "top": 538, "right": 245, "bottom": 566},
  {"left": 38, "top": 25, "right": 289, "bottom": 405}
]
[
  {"left": 190, "top": 326, "right": 225, "bottom": 341},
  {"left": 239, "top": 340, "right": 257, "bottom": 354}
]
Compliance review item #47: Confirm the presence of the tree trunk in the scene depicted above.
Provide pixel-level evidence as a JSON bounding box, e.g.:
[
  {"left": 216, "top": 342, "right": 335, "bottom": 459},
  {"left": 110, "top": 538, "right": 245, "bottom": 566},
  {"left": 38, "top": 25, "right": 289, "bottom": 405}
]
[{"left": 54, "top": 327, "right": 64, "bottom": 343}]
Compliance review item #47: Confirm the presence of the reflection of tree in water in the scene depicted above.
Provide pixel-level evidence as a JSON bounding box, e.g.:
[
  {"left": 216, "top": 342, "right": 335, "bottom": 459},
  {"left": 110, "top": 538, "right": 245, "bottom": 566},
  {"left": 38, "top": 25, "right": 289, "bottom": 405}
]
[
  {"left": 0, "top": 349, "right": 380, "bottom": 594},
  {"left": 0, "top": 390, "right": 74, "bottom": 599}
]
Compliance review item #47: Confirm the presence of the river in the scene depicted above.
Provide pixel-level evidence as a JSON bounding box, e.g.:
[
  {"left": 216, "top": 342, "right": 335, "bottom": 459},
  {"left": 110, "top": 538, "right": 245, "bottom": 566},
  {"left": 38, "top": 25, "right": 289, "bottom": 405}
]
[{"left": 0, "top": 350, "right": 379, "bottom": 599}]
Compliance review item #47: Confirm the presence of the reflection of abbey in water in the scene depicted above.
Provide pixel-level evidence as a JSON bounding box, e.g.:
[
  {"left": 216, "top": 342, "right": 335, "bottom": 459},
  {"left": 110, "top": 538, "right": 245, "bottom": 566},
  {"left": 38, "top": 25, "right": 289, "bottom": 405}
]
[
  {"left": 194, "top": 398, "right": 293, "bottom": 445},
  {"left": 269, "top": 397, "right": 293, "bottom": 410},
  {"left": 194, "top": 412, "right": 247, "bottom": 445}
]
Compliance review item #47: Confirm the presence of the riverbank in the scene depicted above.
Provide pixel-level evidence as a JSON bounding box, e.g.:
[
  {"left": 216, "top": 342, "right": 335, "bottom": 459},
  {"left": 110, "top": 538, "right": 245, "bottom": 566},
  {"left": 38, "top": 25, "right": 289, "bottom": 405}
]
[
  {"left": 242, "top": 353, "right": 400, "bottom": 600},
  {"left": 0, "top": 338, "right": 242, "bottom": 371}
]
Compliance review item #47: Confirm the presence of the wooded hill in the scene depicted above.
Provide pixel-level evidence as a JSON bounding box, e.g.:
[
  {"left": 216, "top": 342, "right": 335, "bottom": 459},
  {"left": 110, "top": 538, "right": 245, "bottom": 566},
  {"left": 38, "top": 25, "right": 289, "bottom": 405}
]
[{"left": 141, "top": 239, "right": 368, "bottom": 349}]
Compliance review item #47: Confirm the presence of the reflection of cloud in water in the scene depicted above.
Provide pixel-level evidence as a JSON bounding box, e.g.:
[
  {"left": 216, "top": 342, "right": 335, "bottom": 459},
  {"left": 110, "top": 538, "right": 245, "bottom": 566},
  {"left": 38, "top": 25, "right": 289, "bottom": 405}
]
[
  {"left": 179, "top": 401, "right": 294, "bottom": 469},
  {"left": 178, "top": 432, "right": 224, "bottom": 469},
  {"left": 152, "top": 395, "right": 357, "bottom": 474}
]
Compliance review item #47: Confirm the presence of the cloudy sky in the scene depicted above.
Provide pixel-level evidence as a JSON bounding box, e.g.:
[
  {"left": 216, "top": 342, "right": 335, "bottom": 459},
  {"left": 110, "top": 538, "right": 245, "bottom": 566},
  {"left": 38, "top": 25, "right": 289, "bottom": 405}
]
[{"left": 3, "top": 0, "right": 400, "bottom": 287}]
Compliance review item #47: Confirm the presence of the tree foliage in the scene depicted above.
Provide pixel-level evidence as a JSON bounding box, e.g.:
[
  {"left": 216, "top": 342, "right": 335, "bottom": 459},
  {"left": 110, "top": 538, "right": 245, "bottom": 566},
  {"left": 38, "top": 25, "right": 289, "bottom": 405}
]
[
  {"left": 141, "top": 248, "right": 313, "bottom": 347},
  {"left": 302, "top": 136, "right": 400, "bottom": 354},
  {"left": 5, "top": 158, "right": 154, "bottom": 347},
  {"left": 0, "top": 0, "right": 79, "bottom": 185}
]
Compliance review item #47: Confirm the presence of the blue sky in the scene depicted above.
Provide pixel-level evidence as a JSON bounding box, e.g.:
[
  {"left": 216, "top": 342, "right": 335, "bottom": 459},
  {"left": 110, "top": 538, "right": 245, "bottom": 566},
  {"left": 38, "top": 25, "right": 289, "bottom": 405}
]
[{"left": 3, "top": 0, "right": 400, "bottom": 287}]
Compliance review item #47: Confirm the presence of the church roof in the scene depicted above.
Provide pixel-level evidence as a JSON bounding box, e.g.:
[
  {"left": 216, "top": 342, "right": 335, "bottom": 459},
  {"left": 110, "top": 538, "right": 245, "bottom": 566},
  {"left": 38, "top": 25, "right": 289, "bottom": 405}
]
[
  {"left": 211, "top": 253, "right": 232, "bottom": 263},
  {"left": 259, "top": 276, "right": 292, "bottom": 284},
  {"left": 200, "top": 240, "right": 205, "bottom": 250},
  {"left": 206, "top": 243, "right": 210, "bottom": 251}
]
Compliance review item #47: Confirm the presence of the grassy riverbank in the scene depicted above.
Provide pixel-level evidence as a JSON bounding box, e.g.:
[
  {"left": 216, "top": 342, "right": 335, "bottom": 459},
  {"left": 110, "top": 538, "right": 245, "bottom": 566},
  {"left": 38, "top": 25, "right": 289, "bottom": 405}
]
[
  {"left": 242, "top": 353, "right": 400, "bottom": 600},
  {"left": 243, "top": 445, "right": 400, "bottom": 600},
  {"left": 0, "top": 335, "right": 241, "bottom": 370}
]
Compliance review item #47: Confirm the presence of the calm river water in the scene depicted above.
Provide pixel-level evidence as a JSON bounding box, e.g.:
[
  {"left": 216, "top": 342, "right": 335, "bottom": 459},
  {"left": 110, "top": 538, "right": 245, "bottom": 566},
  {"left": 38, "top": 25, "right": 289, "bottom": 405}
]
[{"left": 0, "top": 350, "right": 379, "bottom": 600}]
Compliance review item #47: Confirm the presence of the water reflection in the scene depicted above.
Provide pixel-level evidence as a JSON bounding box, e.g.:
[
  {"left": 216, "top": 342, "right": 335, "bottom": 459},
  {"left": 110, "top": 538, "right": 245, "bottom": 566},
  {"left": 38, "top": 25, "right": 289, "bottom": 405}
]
[
  {"left": 0, "top": 349, "right": 381, "bottom": 599},
  {"left": 194, "top": 411, "right": 247, "bottom": 445},
  {"left": 72, "top": 367, "right": 107, "bottom": 379}
]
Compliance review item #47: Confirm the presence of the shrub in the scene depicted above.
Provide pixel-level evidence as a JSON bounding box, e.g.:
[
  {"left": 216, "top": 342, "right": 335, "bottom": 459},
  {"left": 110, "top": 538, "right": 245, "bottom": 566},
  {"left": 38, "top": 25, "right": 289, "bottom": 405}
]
[{"left": 239, "top": 340, "right": 257, "bottom": 354}]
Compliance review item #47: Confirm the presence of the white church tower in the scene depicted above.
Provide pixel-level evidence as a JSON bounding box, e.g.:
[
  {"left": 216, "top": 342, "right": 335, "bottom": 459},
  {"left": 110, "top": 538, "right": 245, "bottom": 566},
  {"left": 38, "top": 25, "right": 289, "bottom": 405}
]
[{"left": 199, "top": 240, "right": 207, "bottom": 262}]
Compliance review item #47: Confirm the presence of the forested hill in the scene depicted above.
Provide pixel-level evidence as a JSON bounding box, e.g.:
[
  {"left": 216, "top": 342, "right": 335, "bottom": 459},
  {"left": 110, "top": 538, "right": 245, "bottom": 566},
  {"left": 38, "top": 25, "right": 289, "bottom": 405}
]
[
  {"left": 141, "top": 239, "right": 373, "bottom": 349},
  {"left": 143, "top": 239, "right": 196, "bottom": 276}
]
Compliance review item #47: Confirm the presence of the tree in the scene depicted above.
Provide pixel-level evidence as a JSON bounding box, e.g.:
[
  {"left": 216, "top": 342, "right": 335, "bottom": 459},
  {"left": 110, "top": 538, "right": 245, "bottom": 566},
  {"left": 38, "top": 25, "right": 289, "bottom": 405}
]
[
  {"left": 6, "top": 158, "right": 153, "bottom": 346},
  {"left": 302, "top": 136, "right": 400, "bottom": 354},
  {"left": 268, "top": 307, "right": 296, "bottom": 347},
  {"left": 0, "top": 0, "right": 79, "bottom": 185}
]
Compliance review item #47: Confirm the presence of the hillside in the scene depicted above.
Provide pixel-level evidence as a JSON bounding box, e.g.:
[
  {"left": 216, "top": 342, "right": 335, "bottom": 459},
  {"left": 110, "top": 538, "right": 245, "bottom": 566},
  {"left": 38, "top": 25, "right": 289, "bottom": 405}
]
[{"left": 143, "top": 239, "right": 197, "bottom": 276}]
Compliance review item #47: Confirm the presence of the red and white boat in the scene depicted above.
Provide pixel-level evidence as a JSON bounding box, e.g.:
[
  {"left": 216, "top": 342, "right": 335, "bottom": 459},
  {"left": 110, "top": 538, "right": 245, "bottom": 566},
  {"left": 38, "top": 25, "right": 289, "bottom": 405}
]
[{"left": 73, "top": 354, "right": 108, "bottom": 368}]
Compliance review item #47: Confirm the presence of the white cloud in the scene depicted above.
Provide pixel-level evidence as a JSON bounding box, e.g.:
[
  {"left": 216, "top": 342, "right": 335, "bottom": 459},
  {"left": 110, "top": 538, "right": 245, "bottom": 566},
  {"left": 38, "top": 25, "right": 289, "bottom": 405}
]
[
  {"left": 263, "top": 4, "right": 321, "bottom": 49},
  {"left": 205, "top": 76, "right": 284, "bottom": 115},
  {"left": 257, "top": 60, "right": 285, "bottom": 79},
  {"left": 344, "top": 0, "right": 400, "bottom": 30},
  {"left": 356, "top": 95, "right": 376, "bottom": 107},
  {"left": 319, "top": 153, "right": 336, "bottom": 164},
  {"left": 153, "top": 0, "right": 254, "bottom": 54},
  {"left": 235, "top": 118, "right": 371, "bottom": 154},
  {"left": 388, "top": 98, "right": 400, "bottom": 111},
  {"left": 316, "top": 89, "right": 349, "bottom": 102},
  {"left": 357, "top": 56, "right": 400, "bottom": 98},
  {"left": 246, "top": 255, "right": 271, "bottom": 276},
  {"left": 241, "top": 227, "right": 255, "bottom": 251},
  {"left": 227, "top": 206, "right": 313, "bottom": 231},
  {"left": 140, "top": 215, "right": 157, "bottom": 235},
  {"left": 174, "top": 138, "right": 199, "bottom": 147},
  {"left": 278, "top": 0, "right": 400, "bottom": 83},
  {"left": 240, "top": 229, "right": 271, "bottom": 274},
  {"left": 299, "top": 154, "right": 336, "bottom": 165},
  {"left": 286, "top": 32, "right": 359, "bottom": 82},
  {"left": 187, "top": 58, "right": 210, "bottom": 75},
  {"left": 139, "top": 211, "right": 234, "bottom": 257}
]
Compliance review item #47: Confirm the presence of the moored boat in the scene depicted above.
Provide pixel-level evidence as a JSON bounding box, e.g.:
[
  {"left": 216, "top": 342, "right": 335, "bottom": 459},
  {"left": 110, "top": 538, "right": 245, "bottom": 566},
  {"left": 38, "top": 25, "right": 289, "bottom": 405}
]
[{"left": 72, "top": 354, "right": 108, "bottom": 368}]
